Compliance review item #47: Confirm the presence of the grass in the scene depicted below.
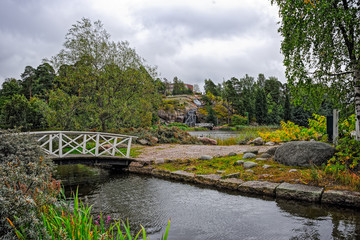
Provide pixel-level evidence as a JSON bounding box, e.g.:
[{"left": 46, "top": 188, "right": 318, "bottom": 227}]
[
  {"left": 9, "top": 190, "right": 171, "bottom": 240},
  {"left": 155, "top": 153, "right": 360, "bottom": 191},
  {"left": 213, "top": 125, "right": 279, "bottom": 145}
]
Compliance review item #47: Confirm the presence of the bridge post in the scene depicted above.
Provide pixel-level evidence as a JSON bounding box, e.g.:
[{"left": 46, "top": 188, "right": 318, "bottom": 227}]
[
  {"left": 59, "top": 132, "right": 63, "bottom": 157},
  {"left": 95, "top": 133, "right": 100, "bottom": 156},
  {"left": 126, "top": 137, "right": 132, "bottom": 158},
  {"left": 83, "top": 134, "right": 87, "bottom": 154},
  {"left": 49, "top": 134, "right": 53, "bottom": 154},
  {"left": 112, "top": 137, "right": 118, "bottom": 156}
]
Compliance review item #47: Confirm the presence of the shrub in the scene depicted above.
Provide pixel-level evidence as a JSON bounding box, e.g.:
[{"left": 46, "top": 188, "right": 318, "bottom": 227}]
[
  {"left": 0, "top": 131, "right": 61, "bottom": 239},
  {"left": 230, "top": 115, "right": 248, "bottom": 126},
  {"left": 258, "top": 114, "right": 327, "bottom": 143}
]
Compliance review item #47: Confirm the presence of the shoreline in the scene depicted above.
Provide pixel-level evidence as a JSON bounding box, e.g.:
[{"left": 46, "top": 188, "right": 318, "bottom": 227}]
[{"left": 126, "top": 159, "right": 360, "bottom": 210}]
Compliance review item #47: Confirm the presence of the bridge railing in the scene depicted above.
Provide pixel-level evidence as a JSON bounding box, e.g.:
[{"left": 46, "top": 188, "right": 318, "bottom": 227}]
[{"left": 28, "top": 131, "right": 137, "bottom": 158}]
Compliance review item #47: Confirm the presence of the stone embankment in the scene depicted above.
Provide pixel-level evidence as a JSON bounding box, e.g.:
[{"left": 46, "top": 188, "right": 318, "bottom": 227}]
[{"left": 127, "top": 160, "right": 360, "bottom": 209}]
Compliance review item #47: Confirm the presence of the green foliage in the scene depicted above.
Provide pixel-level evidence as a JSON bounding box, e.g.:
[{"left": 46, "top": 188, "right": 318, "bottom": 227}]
[
  {"left": 1, "top": 95, "right": 48, "bottom": 131},
  {"left": 230, "top": 115, "right": 247, "bottom": 126},
  {"left": 0, "top": 131, "right": 60, "bottom": 239},
  {"left": 259, "top": 114, "right": 327, "bottom": 142},
  {"left": 205, "top": 105, "right": 217, "bottom": 126}
]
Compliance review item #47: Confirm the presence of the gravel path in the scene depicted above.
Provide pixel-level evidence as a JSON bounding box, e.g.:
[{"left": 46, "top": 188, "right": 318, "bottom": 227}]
[{"left": 134, "top": 144, "right": 274, "bottom": 162}]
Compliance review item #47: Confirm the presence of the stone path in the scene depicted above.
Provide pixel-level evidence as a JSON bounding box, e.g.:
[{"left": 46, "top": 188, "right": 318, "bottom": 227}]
[{"left": 134, "top": 144, "right": 274, "bottom": 162}]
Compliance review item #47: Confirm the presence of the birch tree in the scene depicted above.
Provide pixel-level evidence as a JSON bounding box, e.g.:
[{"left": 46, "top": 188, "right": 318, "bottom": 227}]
[{"left": 271, "top": 0, "right": 360, "bottom": 138}]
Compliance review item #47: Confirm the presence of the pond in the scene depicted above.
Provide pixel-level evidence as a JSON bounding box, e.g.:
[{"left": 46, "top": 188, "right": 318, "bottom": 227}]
[
  {"left": 57, "top": 165, "right": 360, "bottom": 240},
  {"left": 188, "top": 130, "right": 241, "bottom": 140}
]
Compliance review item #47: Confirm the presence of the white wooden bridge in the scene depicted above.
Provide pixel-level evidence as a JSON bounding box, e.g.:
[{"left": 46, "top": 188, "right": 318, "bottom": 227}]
[{"left": 28, "top": 131, "right": 137, "bottom": 166}]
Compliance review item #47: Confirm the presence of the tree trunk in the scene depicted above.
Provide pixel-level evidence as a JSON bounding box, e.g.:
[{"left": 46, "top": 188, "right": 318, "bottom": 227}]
[{"left": 354, "top": 66, "right": 360, "bottom": 140}]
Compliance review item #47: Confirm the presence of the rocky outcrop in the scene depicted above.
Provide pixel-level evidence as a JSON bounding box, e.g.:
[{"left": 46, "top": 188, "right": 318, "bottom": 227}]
[
  {"left": 274, "top": 141, "right": 335, "bottom": 167},
  {"left": 198, "top": 137, "right": 217, "bottom": 145},
  {"left": 276, "top": 183, "right": 324, "bottom": 202}
]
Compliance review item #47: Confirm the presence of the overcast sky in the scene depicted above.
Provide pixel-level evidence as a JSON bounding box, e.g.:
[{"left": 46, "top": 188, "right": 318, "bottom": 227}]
[{"left": 0, "top": 0, "right": 284, "bottom": 89}]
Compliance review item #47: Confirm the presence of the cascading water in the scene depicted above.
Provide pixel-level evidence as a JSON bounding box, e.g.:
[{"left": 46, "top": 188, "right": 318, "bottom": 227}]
[{"left": 184, "top": 108, "right": 197, "bottom": 127}]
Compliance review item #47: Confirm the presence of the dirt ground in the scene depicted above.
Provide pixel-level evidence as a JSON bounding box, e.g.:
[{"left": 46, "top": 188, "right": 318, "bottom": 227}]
[{"left": 134, "top": 144, "right": 274, "bottom": 162}]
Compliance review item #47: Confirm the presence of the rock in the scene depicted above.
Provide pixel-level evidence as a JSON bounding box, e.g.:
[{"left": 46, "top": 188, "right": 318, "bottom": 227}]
[
  {"left": 138, "top": 139, "right": 149, "bottom": 145},
  {"left": 154, "top": 159, "right": 165, "bottom": 164},
  {"left": 244, "top": 149, "right": 259, "bottom": 154},
  {"left": 129, "top": 161, "right": 144, "bottom": 168},
  {"left": 251, "top": 137, "right": 264, "bottom": 145},
  {"left": 228, "top": 152, "right": 237, "bottom": 157},
  {"left": 129, "top": 166, "right": 153, "bottom": 174},
  {"left": 233, "top": 160, "right": 244, "bottom": 166},
  {"left": 171, "top": 170, "right": 196, "bottom": 182},
  {"left": 151, "top": 169, "right": 171, "bottom": 178},
  {"left": 265, "top": 141, "right": 275, "bottom": 146},
  {"left": 195, "top": 174, "right": 222, "bottom": 186},
  {"left": 198, "top": 137, "right": 217, "bottom": 145},
  {"left": 255, "top": 158, "right": 267, "bottom": 161},
  {"left": 214, "top": 154, "right": 223, "bottom": 158},
  {"left": 263, "top": 165, "right": 272, "bottom": 169},
  {"left": 216, "top": 170, "right": 226, "bottom": 174},
  {"left": 321, "top": 190, "right": 360, "bottom": 208},
  {"left": 223, "top": 172, "right": 241, "bottom": 178},
  {"left": 258, "top": 174, "right": 273, "bottom": 179},
  {"left": 238, "top": 181, "right": 280, "bottom": 197},
  {"left": 260, "top": 153, "right": 272, "bottom": 159},
  {"left": 243, "top": 161, "right": 258, "bottom": 169},
  {"left": 245, "top": 169, "right": 254, "bottom": 173},
  {"left": 199, "top": 155, "right": 213, "bottom": 160},
  {"left": 185, "top": 167, "right": 197, "bottom": 171},
  {"left": 289, "top": 169, "right": 297, "bottom": 173},
  {"left": 266, "top": 147, "right": 278, "bottom": 156},
  {"left": 274, "top": 141, "right": 336, "bottom": 167},
  {"left": 276, "top": 182, "right": 324, "bottom": 202},
  {"left": 218, "top": 178, "right": 244, "bottom": 190},
  {"left": 243, "top": 153, "right": 256, "bottom": 159},
  {"left": 102, "top": 144, "right": 112, "bottom": 149}
]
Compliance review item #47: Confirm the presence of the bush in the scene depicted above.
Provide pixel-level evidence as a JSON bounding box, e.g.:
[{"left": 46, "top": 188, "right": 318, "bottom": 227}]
[
  {"left": 258, "top": 114, "right": 327, "bottom": 143},
  {"left": 230, "top": 115, "right": 248, "bottom": 126},
  {"left": 0, "top": 131, "right": 60, "bottom": 239}
]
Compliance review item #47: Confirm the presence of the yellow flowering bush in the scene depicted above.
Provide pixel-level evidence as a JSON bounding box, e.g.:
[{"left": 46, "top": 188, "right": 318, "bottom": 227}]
[{"left": 258, "top": 114, "right": 327, "bottom": 143}]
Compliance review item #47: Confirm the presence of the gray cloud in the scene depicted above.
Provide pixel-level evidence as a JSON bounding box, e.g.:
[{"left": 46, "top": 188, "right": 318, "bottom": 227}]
[{"left": 0, "top": 0, "right": 285, "bottom": 90}]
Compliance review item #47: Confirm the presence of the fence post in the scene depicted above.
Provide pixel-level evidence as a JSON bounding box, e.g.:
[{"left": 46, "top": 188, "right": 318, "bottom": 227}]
[
  {"left": 126, "top": 137, "right": 132, "bottom": 158},
  {"left": 83, "top": 134, "right": 87, "bottom": 154},
  {"left": 95, "top": 133, "right": 100, "bottom": 156},
  {"left": 333, "top": 109, "right": 339, "bottom": 145},
  {"left": 59, "top": 132, "right": 63, "bottom": 157}
]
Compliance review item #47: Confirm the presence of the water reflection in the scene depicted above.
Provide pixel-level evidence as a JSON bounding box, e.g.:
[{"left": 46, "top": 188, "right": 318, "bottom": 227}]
[{"left": 56, "top": 165, "right": 360, "bottom": 240}]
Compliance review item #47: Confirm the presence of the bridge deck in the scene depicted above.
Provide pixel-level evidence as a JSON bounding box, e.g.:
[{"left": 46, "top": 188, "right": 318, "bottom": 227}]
[{"left": 49, "top": 154, "right": 134, "bottom": 166}]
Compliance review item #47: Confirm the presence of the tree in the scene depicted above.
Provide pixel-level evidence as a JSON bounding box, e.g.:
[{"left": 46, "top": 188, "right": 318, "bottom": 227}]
[
  {"left": 20, "top": 66, "right": 36, "bottom": 99},
  {"left": 255, "top": 87, "right": 268, "bottom": 124},
  {"left": 46, "top": 18, "right": 160, "bottom": 131},
  {"left": 204, "top": 79, "right": 221, "bottom": 96},
  {"left": 271, "top": 0, "right": 360, "bottom": 138}
]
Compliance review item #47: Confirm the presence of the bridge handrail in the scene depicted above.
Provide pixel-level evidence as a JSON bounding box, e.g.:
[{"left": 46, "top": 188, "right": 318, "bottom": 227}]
[
  {"left": 27, "top": 131, "right": 138, "bottom": 159},
  {"left": 27, "top": 131, "right": 138, "bottom": 139}
]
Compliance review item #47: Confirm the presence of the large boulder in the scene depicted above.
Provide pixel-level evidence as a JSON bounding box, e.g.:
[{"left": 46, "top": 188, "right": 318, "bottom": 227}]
[
  {"left": 274, "top": 141, "right": 335, "bottom": 167},
  {"left": 198, "top": 137, "right": 217, "bottom": 145}
]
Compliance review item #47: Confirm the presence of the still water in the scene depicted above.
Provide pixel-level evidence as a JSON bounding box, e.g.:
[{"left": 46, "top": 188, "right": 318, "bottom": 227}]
[{"left": 57, "top": 165, "right": 360, "bottom": 240}]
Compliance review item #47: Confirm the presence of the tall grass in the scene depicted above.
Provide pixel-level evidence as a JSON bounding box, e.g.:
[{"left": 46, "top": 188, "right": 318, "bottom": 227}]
[{"left": 9, "top": 190, "right": 171, "bottom": 240}]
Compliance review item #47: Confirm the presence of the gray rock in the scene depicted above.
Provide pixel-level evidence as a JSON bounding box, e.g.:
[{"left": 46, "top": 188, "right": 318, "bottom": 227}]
[
  {"left": 266, "top": 147, "right": 278, "bottom": 156},
  {"left": 216, "top": 170, "right": 226, "bottom": 174},
  {"left": 274, "top": 141, "right": 335, "bottom": 167},
  {"left": 255, "top": 158, "right": 267, "bottom": 161},
  {"left": 199, "top": 155, "right": 213, "bottom": 160},
  {"left": 263, "top": 164, "right": 272, "bottom": 169},
  {"left": 218, "top": 178, "right": 244, "bottom": 190},
  {"left": 245, "top": 169, "right": 254, "bottom": 173},
  {"left": 233, "top": 160, "right": 244, "bottom": 166},
  {"left": 228, "top": 152, "right": 237, "bottom": 157},
  {"left": 289, "top": 169, "right": 297, "bottom": 173},
  {"left": 243, "top": 153, "right": 256, "bottom": 159},
  {"left": 321, "top": 190, "right": 360, "bottom": 208},
  {"left": 252, "top": 137, "right": 264, "bottom": 145},
  {"left": 151, "top": 169, "right": 171, "bottom": 178},
  {"left": 265, "top": 141, "right": 275, "bottom": 146},
  {"left": 154, "top": 159, "right": 165, "bottom": 164},
  {"left": 138, "top": 139, "right": 149, "bottom": 145},
  {"left": 243, "top": 161, "right": 258, "bottom": 169},
  {"left": 276, "top": 182, "right": 324, "bottom": 202},
  {"left": 238, "top": 181, "right": 280, "bottom": 197},
  {"left": 261, "top": 153, "right": 272, "bottom": 159},
  {"left": 171, "top": 170, "right": 196, "bottom": 182},
  {"left": 244, "top": 149, "right": 259, "bottom": 154},
  {"left": 223, "top": 172, "right": 241, "bottom": 178},
  {"left": 195, "top": 174, "right": 222, "bottom": 186}
]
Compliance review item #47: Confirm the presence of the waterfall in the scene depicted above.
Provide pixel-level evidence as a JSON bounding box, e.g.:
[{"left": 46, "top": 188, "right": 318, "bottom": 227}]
[{"left": 185, "top": 109, "right": 197, "bottom": 127}]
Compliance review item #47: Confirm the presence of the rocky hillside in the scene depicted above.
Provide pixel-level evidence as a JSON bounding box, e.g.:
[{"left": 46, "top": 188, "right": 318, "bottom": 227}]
[{"left": 158, "top": 95, "right": 204, "bottom": 124}]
